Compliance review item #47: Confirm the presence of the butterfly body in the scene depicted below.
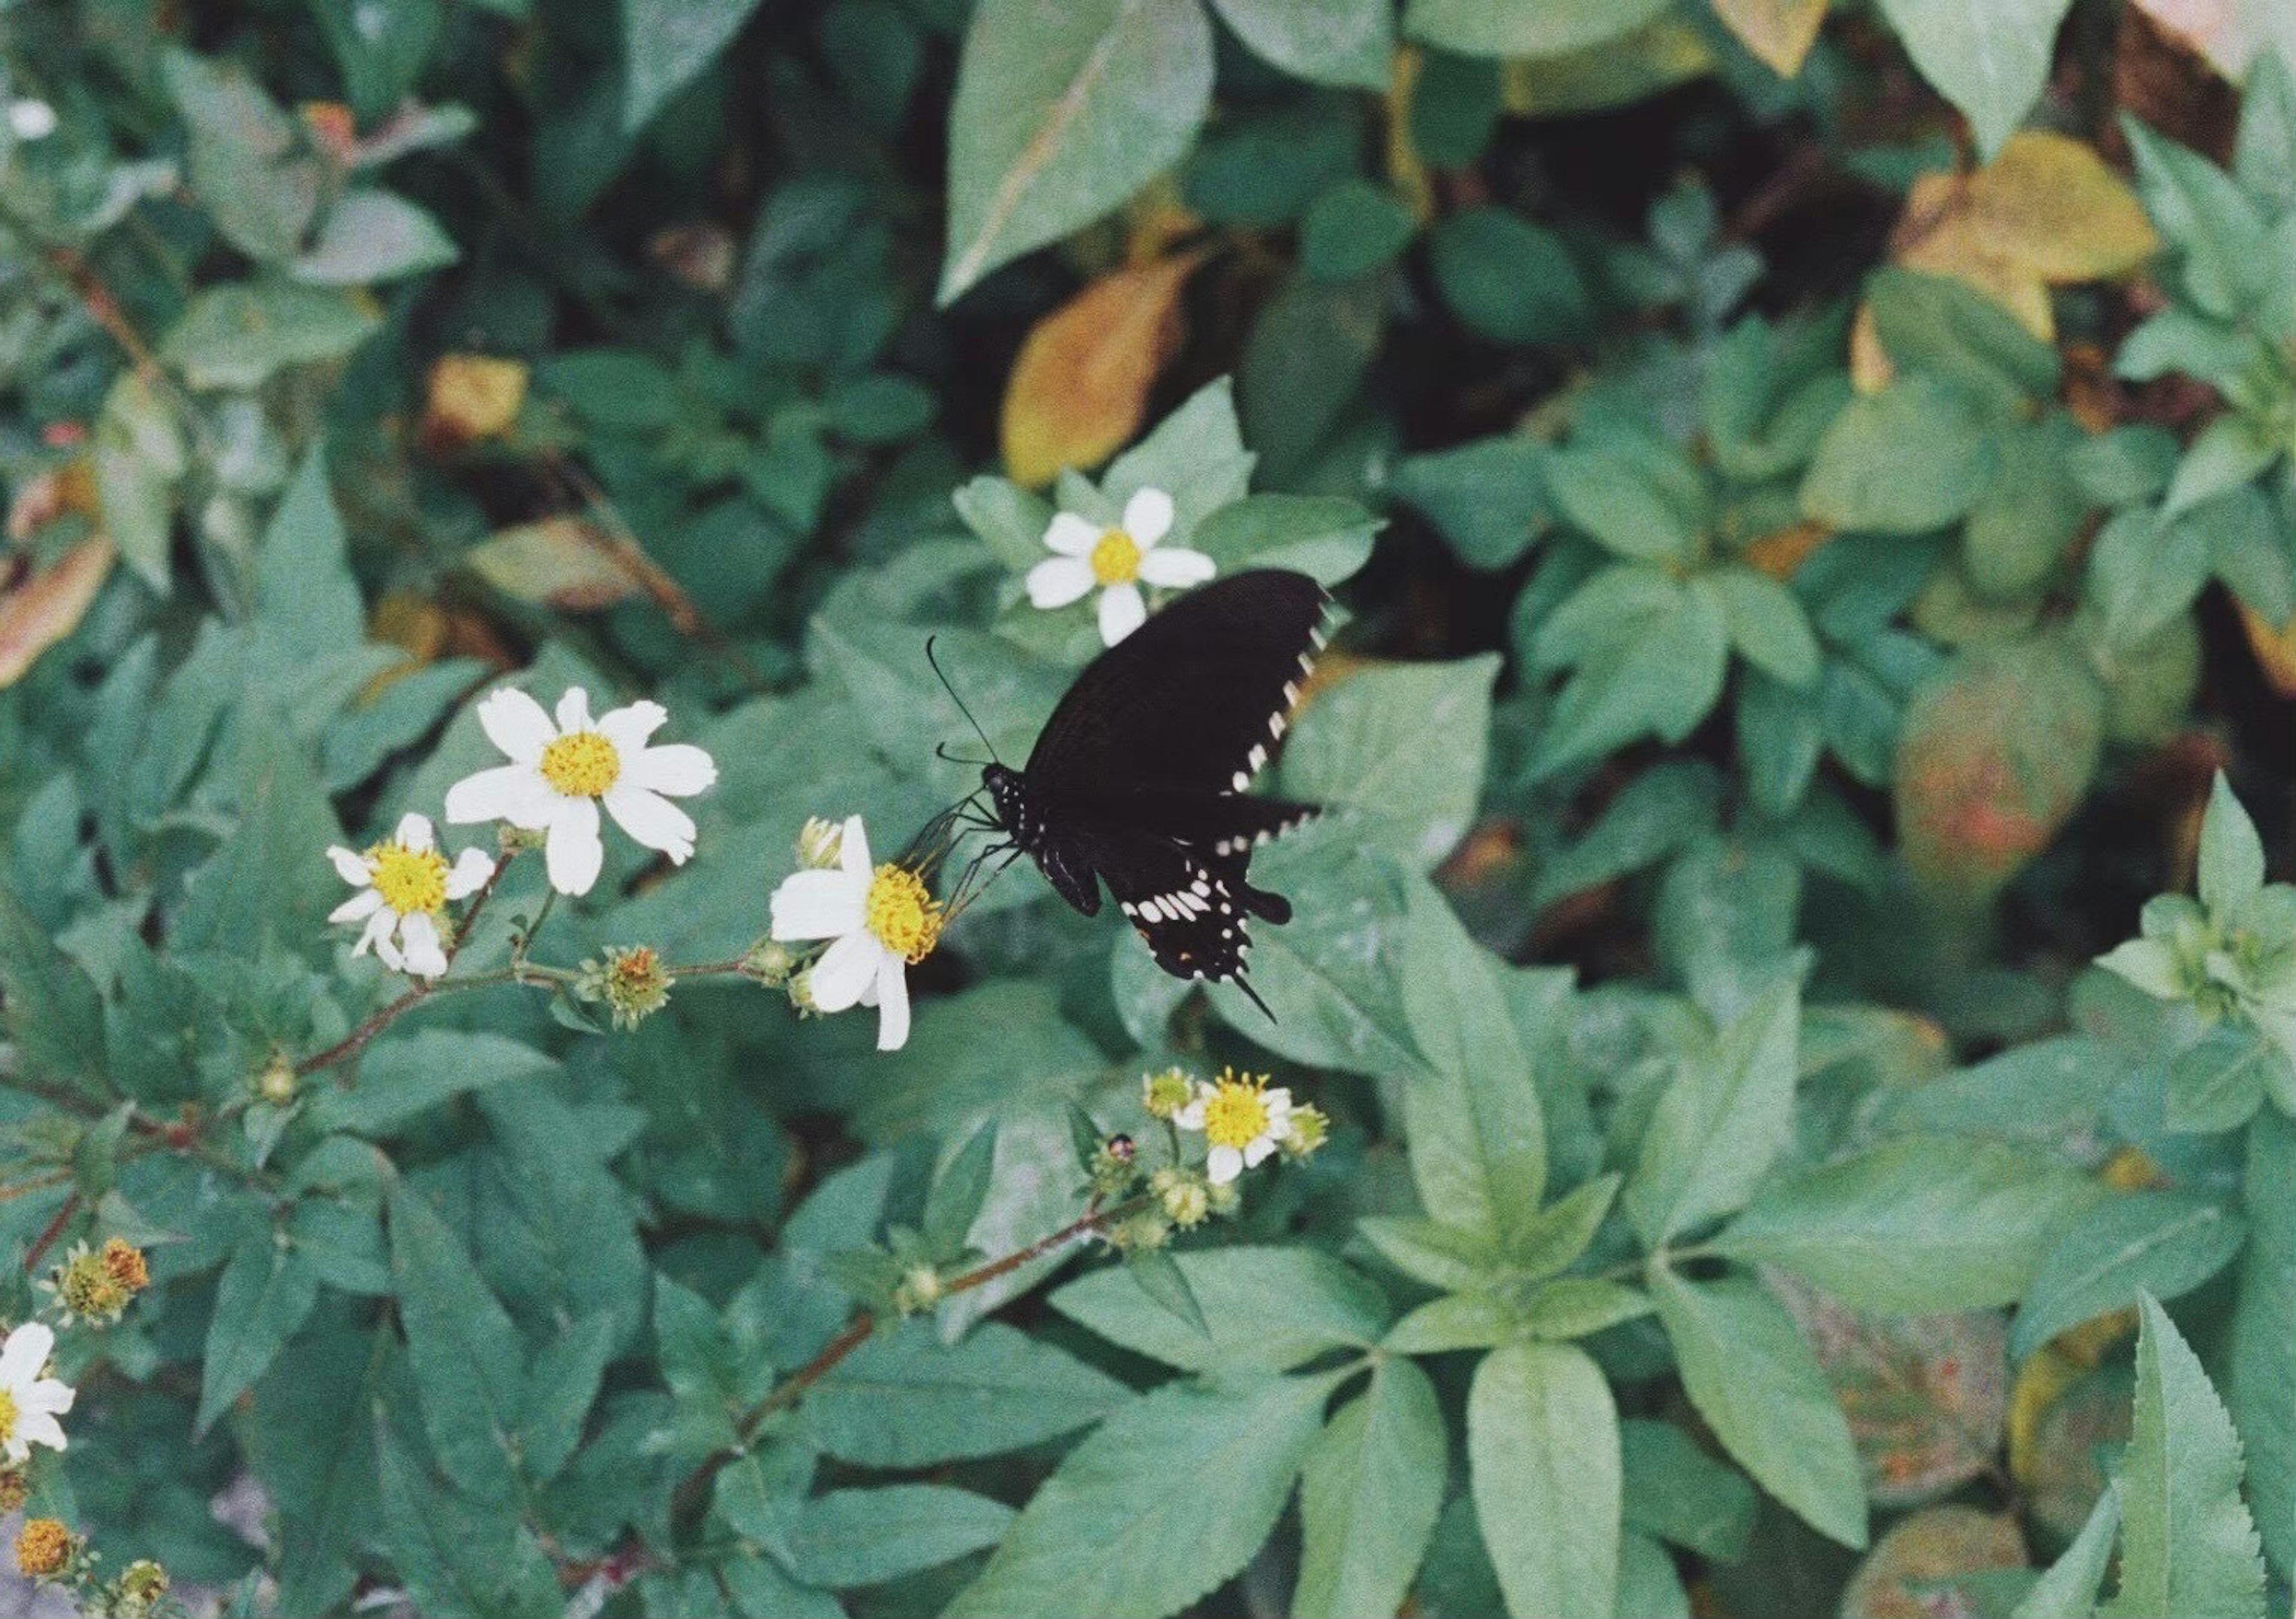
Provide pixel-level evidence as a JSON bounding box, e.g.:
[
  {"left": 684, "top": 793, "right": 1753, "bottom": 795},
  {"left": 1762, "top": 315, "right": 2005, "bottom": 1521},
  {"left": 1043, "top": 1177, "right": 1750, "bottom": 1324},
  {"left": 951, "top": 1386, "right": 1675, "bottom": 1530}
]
[{"left": 977, "top": 569, "right": 1330, "bottom": 1010}]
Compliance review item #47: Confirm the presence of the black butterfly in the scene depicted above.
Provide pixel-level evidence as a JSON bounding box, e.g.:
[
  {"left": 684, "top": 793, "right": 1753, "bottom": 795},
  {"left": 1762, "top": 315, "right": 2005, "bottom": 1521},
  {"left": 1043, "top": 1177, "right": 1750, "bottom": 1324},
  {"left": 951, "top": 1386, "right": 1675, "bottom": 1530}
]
[{"left": 960, "top": 569, "right": 1331, "bottom": 1017}]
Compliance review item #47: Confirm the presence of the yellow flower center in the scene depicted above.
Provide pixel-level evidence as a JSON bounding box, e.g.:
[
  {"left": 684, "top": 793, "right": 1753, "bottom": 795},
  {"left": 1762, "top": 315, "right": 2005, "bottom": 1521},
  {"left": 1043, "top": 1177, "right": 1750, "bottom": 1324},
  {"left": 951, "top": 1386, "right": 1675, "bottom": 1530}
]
[
  {"left": 0, "top": 1388, "right": 17, "bottom": 1445},
  {"left": 1201, "top": 1079, "right": 1272, "bottom": 1151},
  {"left": 1089, "top": 527, "right": 1142, "bottom": 586},
  {"left": 865, "top": 863, "right": 943, "bottom": 964},
  {"left": 367, "top": 842, "right": 450, "bottom": 916},
  {"left": 539, "top": 730, "right": 621, "bottom": 798}
]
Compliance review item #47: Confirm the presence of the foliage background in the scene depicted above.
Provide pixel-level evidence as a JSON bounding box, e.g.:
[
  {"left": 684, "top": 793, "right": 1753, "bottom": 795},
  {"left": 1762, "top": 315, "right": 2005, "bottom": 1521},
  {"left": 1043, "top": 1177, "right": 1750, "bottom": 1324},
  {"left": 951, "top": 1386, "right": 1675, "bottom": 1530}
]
[{"left": 1, "top": 0, "right": 2295, "bottom": 1615}]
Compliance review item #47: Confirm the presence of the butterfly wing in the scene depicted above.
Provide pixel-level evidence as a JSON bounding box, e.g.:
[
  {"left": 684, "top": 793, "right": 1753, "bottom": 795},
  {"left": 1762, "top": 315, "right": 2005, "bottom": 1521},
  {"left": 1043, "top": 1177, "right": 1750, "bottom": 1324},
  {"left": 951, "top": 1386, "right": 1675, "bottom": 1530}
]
[
  {"left": 1080, "top": 825, "right": 1279, "bottom": 986},
  {"left": 1024, "top": 569, "right": 1332, "bottom": 801}
]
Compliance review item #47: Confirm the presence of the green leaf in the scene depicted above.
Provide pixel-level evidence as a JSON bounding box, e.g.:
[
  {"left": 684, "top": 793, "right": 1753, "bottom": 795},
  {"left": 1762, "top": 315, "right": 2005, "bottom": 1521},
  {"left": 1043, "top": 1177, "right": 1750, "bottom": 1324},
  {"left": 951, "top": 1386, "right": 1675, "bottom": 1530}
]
[
  {"left": 1519, "top": 1277, "right": 1654, "bottom": 1340},
  {"left": 2103, "top": 1295, "right": 2267, "bottom": 1619},
  {"left": 1384, "top": 1293, "right": 1516, "bottom": 1354},
  {"left": 1406, "top": 0, "right": 1670, "bottom": 57},
  {"left": 163, "top": 47, "right": 323, "bottom": 261},
  {"left": 1873, "top": 0, "right": 2074, "bottom": 156},
  {"left": 1544, "top": 441, "right": 1703, "bottom": 563},
  {"left": 2169, "top": 1024, "right": 2281, "bottom": 1134},
  {"left": 310, "top": 1031, "right": 562, "bottom": 1138},
  {"left": 0, "top": 879, "right": 109, "bottom": 1100},
  {"left": 2029, "top": 1195, "right": 2252, "bottom": 1375},
  {"left": 1532, "top": 575, "right": 1731, "bottom": 778},
  {"left": 799, "top": 1319, "right": 1128, "bottom": 1468},
  {"left": 1387, "top": 436, "right": 1551, "bottom": 570},
  {"left": 174, "top": 719, "right": 344, "bottom": 955},
  {"left": 1357, "top": 1215, "right": 1505, "bottom": 1292},
  {"left": 1801, "top": 375, "right": 1998, "bottom": 533},
  {"left": 254, "top": 447, "right": 364, "bottom": 666},
  {"left": 1428, "top": 206, "right": 1593, "bottom": 346},
  {"left": 1051, "top": 1247, "right": 1388, "bottom": 1371},
  {"left": 1625, "top": 980, "right": 1801, "bottom": 1248},
  {"left": 376, "top": 1424, "right": 558, "bottom": 1619},
  {"left": 1715, "top": 1135, "right": 2104, "bottom": 1315},
  {"left": 292, "top": 190, "right": 460, "bottom": 284},
  {"left": 1280, "top": 655, "right": 1496, "bottom": 867},
  {"left": 623, "top": 0, "right": 768, "bottom": 132},
  {"left": 2124, "top": 118, "right": 2271, "bottom": 322},
  {"left": 93, "top": 369, "right": 184, "bottom": 590},
  {"left": 2236, "top": 45, "right": 2296, "bottom": 210},
  {"left": 1534, "top": 759, "right": 1723, "bottom": 905},
  {"left": 161, "top": 282, "right": 383, "bottom": 392},
  {"left": 1865, "top": 267, "right": 2063, "bottom": 408},
  {"left": 947, "top": 1373, "right": 1332, "bottom": 1619},
  {"left": 1208, "top": 0, "right": 1391, "bottom": 88},
  {"left": 1653, "top": 1270, "right": 1868, "bottom": 1549},
  {"left": 923, "top": 1123, "right": 999, "bottom": 1261},
  {"left": 388, "top": 1184, "right": 529, "bottom": 1498},
  {"left": 1400, "top": 878, "right": 1548, "bottom": 1248},
  {"left": 1469, "top": 1340, "right": 1622, "bottom": 1619},
  {"left": 1622, "top": 1419, "right": 1757, "bottom": 1563},
  {"left": 939, "top": 0, "right": 1214, "bottom": 303},
  {"left": 2227, "top": 1109, "right": 2296, "bottom": 1578},
  {"left": 517, "top": 1314, "right": 615, "bottom": 1485},
  {"left": 1300, "top": 179, "right": 1421, "bottom": 281},
  {"left": 1708, "top": 567, "right": 1821, "bottom": 688},
  {"left": 1294, "top": 1358, "right": 1447, "bottom": 1619},
  {"left": 1187, "top": 493, "right": 1381, "bottom": 586},
  {"left": 785, "top": 1486, "right": 1015, "bottom": 1588},
  {"left": 2200, "top": 772, "right": 2267, "bottom": 917},
  {"left": 196, "top": 1228, "right": 320, "bottom": 1436},
  {"left": 2013, "top": 1484, "right": 2120, "bottom": 1619}
]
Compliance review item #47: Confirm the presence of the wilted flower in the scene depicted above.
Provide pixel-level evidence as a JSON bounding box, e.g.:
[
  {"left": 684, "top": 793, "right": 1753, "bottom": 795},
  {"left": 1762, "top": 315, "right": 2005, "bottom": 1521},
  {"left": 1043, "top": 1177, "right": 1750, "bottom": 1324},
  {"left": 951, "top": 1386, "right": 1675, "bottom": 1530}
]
[
  {"left": 0, "top": 1322, "right": 73, "bottom": 1462},
  {"left": 112, "top": 1559, "right": 171, "bottom": 1617},
  {"left": 1025, "top": 487, "right": 1215, "bottom": 646},
  {"left": 13, "top": 1517, "right": 69, "bottom": 1578},
  {"left": 327, "top": 812, "right": 493, "bottom": 979},
  {"left": 768, "top": 815, "right": 942, "bottom": 1051},
  {"left": 575, "top": 945, "right": 672, "bottom": 1030},
  {"left": 1174, "top": 1068, "right": 1294, "bottom": 1186},
  {"left": 40, "top": 1238, "right": 148, "bottom": 1328},
  {"left": 445, "top": 687, "right": 718, "bottom": 896}
]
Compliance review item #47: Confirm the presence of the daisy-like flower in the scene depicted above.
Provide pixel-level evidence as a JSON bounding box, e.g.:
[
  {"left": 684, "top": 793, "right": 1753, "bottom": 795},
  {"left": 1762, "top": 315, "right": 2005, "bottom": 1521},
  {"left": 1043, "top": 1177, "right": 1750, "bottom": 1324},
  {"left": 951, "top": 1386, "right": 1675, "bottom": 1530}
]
[
  {"left": 0, "top": 1322, "right": 73, "bottom": 1464},
  {"left": 768, "top": 814, "right": 941, "bottom": 1051},
  {"left": 444, "top": 687, "right": 718, "bottom": 896},
  {"left": 327, "top": 812, "right": 493, "bottom": 979},
  {"left": 1025, "top": 486, "right": 1216, "bottom": 646},
  {"left": 1174, "top": 1068, "right": 1295, "bottom": 1186}
]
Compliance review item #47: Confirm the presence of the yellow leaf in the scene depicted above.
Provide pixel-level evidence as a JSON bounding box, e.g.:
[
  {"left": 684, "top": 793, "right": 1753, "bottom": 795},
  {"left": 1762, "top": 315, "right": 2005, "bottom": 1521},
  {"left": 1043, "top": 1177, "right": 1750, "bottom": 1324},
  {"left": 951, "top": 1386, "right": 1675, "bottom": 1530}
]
[
  {"left": 422, "top": 354, "right": 529, "bottom": 451},
  {"left": 1501, "top": 17, "right": 1713, "bottom": 118},
  {"left": 0, "top": 538, "right": 114, "bottom": 688},
  {"left": 464, "top": 517, "right": 639, "bottom": 612},
  {"left": 2238, "top": 601, "right": 2296, "bottom": 696},
  {"left": 1962, "top": 132, "right": 2160, "bottom": 282},
  {"left": 1385, "top": 47, "right": 1436, "bottom": 222},
  {"left": 1708, "top": 0, "right": 1831, "bottom": 77},
  {"left": 1000, "top": 253, "right": 1202, "bottom": 489}
]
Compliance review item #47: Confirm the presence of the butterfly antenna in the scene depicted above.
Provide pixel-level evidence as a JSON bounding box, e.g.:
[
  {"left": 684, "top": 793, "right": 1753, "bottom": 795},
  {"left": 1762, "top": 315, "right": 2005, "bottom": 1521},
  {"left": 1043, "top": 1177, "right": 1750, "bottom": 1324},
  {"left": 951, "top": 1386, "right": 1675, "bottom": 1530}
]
[{"left": 925, "top": 636, "right": 1000, "bottom": 765}]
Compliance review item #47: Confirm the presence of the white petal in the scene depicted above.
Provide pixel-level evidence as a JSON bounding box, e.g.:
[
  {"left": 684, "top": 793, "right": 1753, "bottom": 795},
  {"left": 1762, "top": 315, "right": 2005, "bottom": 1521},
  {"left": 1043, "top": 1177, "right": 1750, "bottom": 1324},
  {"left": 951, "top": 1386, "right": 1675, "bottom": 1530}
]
[
  {"left": 476, "top": 687, "right": 556, "bottom": 763},
  {"left": 1, "top": 1436, "right": 23, "bottom": 1464},
  {"left": 809, "top": 931, "right": 883, "bottom": 1012},
  {"left": 398, "top": 912, "right": 448, "bottom": 979},
  {"left": 444, "top": 847, "right": 496, "bottom": 899},
  {"left": 20, "top": 1379, "right": 72, "bottom": 1416},
  {"left": 1206, "top": 1144, "right": 1244, "bottom": 1185},
  {"left": 544, "top": 796, "right": 604, "bottom": 896},
  {"left": 595, "top": 699, "right": 668, "bottom": 756},
  {"left": 839, "top": 814, "right": 874, "bottom": 878},
  {"left": 394, "top": 812, "right": 435, "bottom": 852},
  {"left": 1043, "top": 512, "right": 1102, "bottom": 556},
  {"left": 1173, "top": 1099, "right": 1206, "bottom": 1129},
  {"left": 329, "top": 889, "right": 385, "bottom": 925},
  {"left": 0, "top": 1322, "right": 53, "bottom": 1386},
  {"left": 445, "top": 763, "right": 553, "bottom": 828},
  {"left": 1098, "top": 583, "right": 1146, "bottom": 645},
  {"left": 16, "top": 1410, "right": 65, "bottom": 1452},
  {"left": 1243, "top": 1137, "right": 1278, "bottom": 1168},
  {"left": 373, "top": 927, "right": 406, "bottom": 973},
  {"left": 1027, "top": 555, "right": 1095, "bottom": 609},
  {"left": 355, "top": 908, "right": 395, "bottom": 958},
  {"left": 604, "top": 783, "right": 697, "bottom": 863},
  {"left": 556, "top": 686, "right": 597, "bottom": 734},
  {"left": 327, "top": 845, "right": 372, "bottom": 885},
  {"left": 874, "top": 956, "right": 912, "bottom": 1051},
  {"left": 771, "top": 869, "right": 868, "bottom": 940},
  {"left": 625, "top": 743, "right": 717, "bottom": 798},
  {"left": 1123, "top": 487, "right": 1174, "bottom": 546},
  {"left": 1137, "top": 545, "right": 1216, "bottom": 589}
]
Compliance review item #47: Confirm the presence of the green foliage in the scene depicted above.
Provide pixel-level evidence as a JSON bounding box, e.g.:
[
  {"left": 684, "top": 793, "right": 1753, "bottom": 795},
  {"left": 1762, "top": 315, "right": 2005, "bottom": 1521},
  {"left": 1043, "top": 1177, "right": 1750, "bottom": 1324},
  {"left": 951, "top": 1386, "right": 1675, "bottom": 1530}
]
[{"left": 4, "top": 5, "right": 2295, "bottom": 1617}]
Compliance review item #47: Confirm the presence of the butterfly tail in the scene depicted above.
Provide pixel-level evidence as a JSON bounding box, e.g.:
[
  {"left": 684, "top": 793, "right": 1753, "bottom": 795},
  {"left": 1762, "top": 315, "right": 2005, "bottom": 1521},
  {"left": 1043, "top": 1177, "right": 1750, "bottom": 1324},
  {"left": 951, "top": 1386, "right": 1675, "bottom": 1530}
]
[{"left": 1229, "top": 973, "right": 1278, "bottom": 1025}]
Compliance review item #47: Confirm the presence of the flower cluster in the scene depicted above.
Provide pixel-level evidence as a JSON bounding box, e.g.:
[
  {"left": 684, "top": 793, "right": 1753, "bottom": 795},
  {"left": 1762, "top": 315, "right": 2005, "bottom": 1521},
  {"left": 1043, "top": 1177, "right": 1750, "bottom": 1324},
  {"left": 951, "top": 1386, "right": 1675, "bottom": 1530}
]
[
  {"left": 1095, "top": 1065, "right": 1328, "bottom": 1251},
  {"left": 324, "top": 686, "right": 718, "bottom": 982},
  {"left": 39, "top": 1238, "right": 149, "bottom": 1329},
  {"left": 13, "top": 1513, "right": 173, "bottom": 1618}
]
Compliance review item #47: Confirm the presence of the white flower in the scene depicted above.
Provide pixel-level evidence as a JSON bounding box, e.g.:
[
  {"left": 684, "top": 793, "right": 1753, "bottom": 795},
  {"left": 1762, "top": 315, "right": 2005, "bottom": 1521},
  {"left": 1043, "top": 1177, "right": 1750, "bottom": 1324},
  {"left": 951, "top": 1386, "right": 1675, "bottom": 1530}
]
[
  {"left": 1173, "top": 1070, "right": 1294, "bottom": 1186},
  {"left": 443, "top": 686, "right": 718, "bottom": 896},
  {"left": 1025, "top": 486, "right": 1216, "bottom": 646},
  {"left": 6, "top": 100, "right": 57, "bottom": 142},
  {"left": 0, "top": 1322, "right": 74, "bottom": 1464},
  {"left": 768, "top": 814, "right": 941, "bottom": 1052},
  {"left": 326, "top": 812, "right": 493, "bottom": 979}
]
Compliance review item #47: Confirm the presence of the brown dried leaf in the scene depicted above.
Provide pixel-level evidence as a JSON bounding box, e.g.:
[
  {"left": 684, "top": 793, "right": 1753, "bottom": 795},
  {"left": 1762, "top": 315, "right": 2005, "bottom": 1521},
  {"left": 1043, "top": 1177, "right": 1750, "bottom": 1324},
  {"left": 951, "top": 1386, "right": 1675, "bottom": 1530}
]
[
  {"left": 0, "top": 538, "right": 115, "bottom": 687},
  {"left": 1000, "top": 253, "right": 1202, "bottom": 488},
  {"left": 463, "top": 517, "right": 637, "bottom": 612},
  {"left": 1839, "top": 1507, "right": 2028, "bottom": 1619},
  {"left": 1769, "top": 1271, "right": 2010, "bottom": 1508}
]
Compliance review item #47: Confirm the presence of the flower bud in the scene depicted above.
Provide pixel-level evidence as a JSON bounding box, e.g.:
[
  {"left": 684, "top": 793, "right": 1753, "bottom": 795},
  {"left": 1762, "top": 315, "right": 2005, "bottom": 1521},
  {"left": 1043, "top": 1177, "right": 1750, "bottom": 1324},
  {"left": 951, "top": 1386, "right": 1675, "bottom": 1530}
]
[
  {"left": 575, "top": 945, "right": 671, "bottom": 1031},
  {"left": 1141, "top": 1067, "right": 1193, "bottom": 1121},
  {"left": 1151, "top": 1165, "right": 1210, "bottom": 1229},
  {"left": 741, "top": 937, "right": 798, "bottom": 986},
  {"left": 892, "top": 1265, "right": 943, "bottom": 1315}
]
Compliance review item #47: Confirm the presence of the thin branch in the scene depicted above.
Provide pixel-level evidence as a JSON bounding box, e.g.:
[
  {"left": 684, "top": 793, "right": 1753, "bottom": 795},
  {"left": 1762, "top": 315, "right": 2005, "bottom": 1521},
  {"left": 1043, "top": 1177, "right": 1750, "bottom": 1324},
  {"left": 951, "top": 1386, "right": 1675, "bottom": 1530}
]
[{"left": 23, "top": 1194, "right": 79, "bottom": 1275}]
